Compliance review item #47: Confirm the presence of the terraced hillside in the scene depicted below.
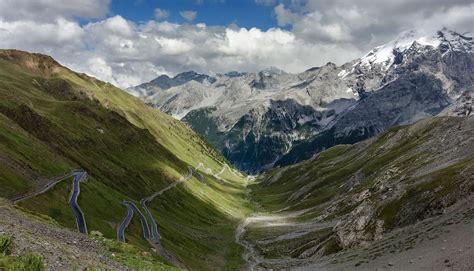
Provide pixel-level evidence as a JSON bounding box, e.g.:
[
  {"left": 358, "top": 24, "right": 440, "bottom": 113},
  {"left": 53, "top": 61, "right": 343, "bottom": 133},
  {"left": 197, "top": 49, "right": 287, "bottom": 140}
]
[
  {"left": 0, "top": 50, "right": 251, "bottom": 270},
  {"left": 243, "top": 116, "right": 474, "bottom": 270}
]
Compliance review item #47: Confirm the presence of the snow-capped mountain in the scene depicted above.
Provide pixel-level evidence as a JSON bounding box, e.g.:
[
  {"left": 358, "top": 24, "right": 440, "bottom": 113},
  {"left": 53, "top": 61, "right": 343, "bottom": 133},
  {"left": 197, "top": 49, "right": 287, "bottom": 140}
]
[{"left": 126, "top": 29, "right": 473, "bottom": 173}]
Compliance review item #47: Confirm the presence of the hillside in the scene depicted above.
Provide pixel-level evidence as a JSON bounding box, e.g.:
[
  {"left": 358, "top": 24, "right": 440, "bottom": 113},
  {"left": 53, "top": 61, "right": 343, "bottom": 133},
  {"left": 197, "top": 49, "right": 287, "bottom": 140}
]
[
  {"left": 0, "top": 49, "right": 251, "bottom": 270},
  {"left": 242, "top": 116, "right": 474, "bottom": 270},
  {"left": 0, "top": 198, "right": 180, "bottom": 270}
]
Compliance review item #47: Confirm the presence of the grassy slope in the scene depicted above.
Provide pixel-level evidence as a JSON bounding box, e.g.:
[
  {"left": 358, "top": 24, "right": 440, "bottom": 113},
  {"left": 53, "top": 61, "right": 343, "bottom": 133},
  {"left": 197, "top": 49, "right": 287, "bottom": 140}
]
[
  {"left": 0, "top": 50, "right": 250, "bottom": 270},
  {"left": 0, "top": 198, "right": 179, "bottom": 270},
  {"left": 248, "top": 116, "right": 474, "bottom": 261}
]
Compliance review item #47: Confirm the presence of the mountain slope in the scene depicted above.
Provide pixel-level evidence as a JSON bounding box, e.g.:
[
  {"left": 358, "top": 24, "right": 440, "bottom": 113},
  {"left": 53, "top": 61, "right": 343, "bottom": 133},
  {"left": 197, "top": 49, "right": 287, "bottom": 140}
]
[
  {"left": 243, "top": 116, "right": 474, "bottom": 270},
  {"left": 127, "top": 29, "right": 473, "bottom": 173},
  {"left": 0, "top": 49, "right": 251, "bottom": 270},
  {"left": 0, "top": 198, "right": 178, "bottom": 270}
]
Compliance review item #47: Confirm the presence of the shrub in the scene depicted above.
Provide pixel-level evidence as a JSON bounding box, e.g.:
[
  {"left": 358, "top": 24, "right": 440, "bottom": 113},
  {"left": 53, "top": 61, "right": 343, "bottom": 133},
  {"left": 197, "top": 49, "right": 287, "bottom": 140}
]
[
  {"left": 0, "top": 235, "right": 13, "bottom": 255},
  {"left": 19, "top": 252, "right": 45, "bottom": 271}
]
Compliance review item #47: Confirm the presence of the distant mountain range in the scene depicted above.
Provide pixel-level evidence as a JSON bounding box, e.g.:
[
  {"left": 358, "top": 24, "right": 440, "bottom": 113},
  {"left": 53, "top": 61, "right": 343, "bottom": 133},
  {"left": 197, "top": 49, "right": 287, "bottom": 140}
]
[{"left": 127, "top": 29, "right": 474, "bottom": 173}]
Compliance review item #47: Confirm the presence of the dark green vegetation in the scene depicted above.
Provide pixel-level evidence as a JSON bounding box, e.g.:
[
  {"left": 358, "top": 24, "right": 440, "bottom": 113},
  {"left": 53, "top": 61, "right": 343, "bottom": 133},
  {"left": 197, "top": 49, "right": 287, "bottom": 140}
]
[
  {"left": 0, "top": 234, "right": 44, "bottom": 271},
  {"left": 183, "top": 107, "right": 226, "bottom": 150},
  {"left": 0, "top": 50, "right": 251, "bottom": 270},
  {"left": 0, "top": 252, "right": 45, "bottom": 271},
  {"left": 0, "top": 235, "right": 13, "bottom": 255},
  {"left": 244, "top": 116, "right": 474, "bottom": 268},
  {"left": 184, "top": 100, "right": 325, "bottom": 174}
]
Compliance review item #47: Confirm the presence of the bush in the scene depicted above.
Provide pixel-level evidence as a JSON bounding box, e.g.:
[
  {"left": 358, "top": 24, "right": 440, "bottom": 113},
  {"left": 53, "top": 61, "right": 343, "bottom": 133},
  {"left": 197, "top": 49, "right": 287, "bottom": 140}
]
[
  {"left": 19, "top": 253, "right": 45, "bottom": 271},
  {"left": 0, "top": 235, "right": 13, "bottom": 255}
]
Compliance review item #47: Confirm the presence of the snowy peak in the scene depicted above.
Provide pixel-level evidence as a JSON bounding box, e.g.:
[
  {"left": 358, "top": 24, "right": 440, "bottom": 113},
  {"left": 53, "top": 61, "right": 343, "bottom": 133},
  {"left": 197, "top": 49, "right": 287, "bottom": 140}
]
[
  {"left": 358, "top": 30, "right": 440, "bottom": 70},
  {"left": 437, "top": 29, "right": 473, "bottom": 54}
]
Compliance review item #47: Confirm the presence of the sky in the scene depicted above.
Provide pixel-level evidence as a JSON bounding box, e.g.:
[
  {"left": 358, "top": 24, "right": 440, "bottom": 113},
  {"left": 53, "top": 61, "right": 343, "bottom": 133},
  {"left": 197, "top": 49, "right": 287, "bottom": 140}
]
[{"left": 0, "top": 0, "right": 472, "bottom": 88}]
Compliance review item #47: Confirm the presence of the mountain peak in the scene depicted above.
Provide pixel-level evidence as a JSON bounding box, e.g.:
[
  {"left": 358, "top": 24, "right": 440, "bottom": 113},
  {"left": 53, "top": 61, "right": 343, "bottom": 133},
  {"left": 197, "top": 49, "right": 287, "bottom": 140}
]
[
  {"left": 357, "top": 29, "right": 473, "bottom": 70},
  {"left": 224, "top": 71, "right": 247, "bottom": 77},
  {"left": 176, "top": 70, "right": 199, "bottom": 77},
  {"left": 130, "top": 70, "right": 216, "bottom": 93},
  {"left": 259, "top": 66, "right": 286, "bottom": 76},
  {"left": 0, "top": 49, "right": 63, "bottom": 77}
]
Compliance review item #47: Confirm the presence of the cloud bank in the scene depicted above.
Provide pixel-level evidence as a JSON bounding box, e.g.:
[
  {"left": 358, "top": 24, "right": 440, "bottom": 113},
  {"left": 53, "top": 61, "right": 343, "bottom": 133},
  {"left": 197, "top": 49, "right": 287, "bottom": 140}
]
[{"left": 0, "top": 0, "right": 472, "bottom": 88}]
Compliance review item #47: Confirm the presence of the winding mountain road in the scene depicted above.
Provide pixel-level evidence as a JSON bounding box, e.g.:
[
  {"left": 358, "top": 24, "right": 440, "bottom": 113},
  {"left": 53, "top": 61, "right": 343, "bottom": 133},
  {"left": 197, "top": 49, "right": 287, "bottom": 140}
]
[
  {"left": 145, "top": 166, "right": 193, "bottom": 202},
  {"left": 117, "top": 166, "right": 194, "bottom": 243},
  {"left": 69, "top": 170, "right": 88, "bottom": 234},
  {"left": 117, "top": 201, "right": 151, "bottom": 242},
  {"left": 116, "top": 163, "right": 240, "bottom": 267},
  {"left": 140, "top": 199, "right": 160, "bottom": 241},
  {"left": 10, "top": 169, "right": 90, "bottom": 235},
  {"left": 116, "top": 166, "right": 198, "bottom": 268},
  {"left": 10, "top": 171, "right": 75, "bottom": 204},
  {"left": 199, "top": 163, "right": 240, "bottom": 182},
  {"left": 117, "top": 203, "right": 133, "bottom": 242}
]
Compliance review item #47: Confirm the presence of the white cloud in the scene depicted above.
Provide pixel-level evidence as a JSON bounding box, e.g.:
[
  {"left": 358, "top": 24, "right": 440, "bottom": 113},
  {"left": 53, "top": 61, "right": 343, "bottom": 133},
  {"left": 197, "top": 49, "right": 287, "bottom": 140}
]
[
  {"left": 155, "top": 37, "right": 193, "bottom": 55},
  {"left": 87, "top": 57, "right": 113, "bottom": 82},
  {"left": 0, "top": 1, "right": 472, "bottom": 89},
  {"left": 154, "top": 8, "right": 170, "bottom": 20},
  {"left": 0, "top": 18, "right": 84, "bottom": 51},
  {"left": 274, "top": 4, "right": 297, "bottom": 27},
  {"left": 276, "top": 0, "right": 474, "bottom": 48},
  {"left": 180, "top": 10, "right": 197, "bottom": 22},
  {"left": 0, "top": 0, "right": 110, "bottom": 22}
]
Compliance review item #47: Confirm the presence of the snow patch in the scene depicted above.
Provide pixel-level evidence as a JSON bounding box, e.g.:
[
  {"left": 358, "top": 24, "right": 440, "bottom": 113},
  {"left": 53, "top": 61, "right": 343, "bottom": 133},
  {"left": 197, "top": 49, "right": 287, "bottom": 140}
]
[
  {"left": 297, "top": 115, "right": 313, "bottom": 125},
  {"left": 338, "top": 69, "right": 349, "bottom": 78},
  {"left": 358, "top": 30, "right": 441, "bottom": 70}
]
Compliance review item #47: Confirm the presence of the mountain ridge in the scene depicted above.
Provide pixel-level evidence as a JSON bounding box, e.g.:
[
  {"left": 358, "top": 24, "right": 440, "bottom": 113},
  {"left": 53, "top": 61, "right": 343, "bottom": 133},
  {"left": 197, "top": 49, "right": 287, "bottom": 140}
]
[{"left": 126, "top": 28, "right": 473, "bottom": 173}]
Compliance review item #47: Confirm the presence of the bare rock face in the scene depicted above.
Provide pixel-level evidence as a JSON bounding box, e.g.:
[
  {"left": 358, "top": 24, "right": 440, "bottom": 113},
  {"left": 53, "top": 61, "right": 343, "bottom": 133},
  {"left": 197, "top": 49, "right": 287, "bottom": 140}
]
[
  {"left": 440, "top": 88, "right": 473, "bottom": 117},
  {"left": 334, "top": 201, "right": 383, "bottom": 249}
]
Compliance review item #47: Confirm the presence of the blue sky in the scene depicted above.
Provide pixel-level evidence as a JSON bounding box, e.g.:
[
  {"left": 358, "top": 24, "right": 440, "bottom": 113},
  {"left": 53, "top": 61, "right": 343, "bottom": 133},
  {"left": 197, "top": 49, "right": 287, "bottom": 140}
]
[{"left": 111, "top": 0, "right": 279, "bottom": 30}]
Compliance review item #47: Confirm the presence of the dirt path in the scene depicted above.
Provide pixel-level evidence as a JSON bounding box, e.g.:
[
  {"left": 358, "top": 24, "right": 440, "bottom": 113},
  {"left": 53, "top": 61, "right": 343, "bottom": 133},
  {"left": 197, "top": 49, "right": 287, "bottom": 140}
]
[{"left": 235, "top": 216, "right": 259, "bottom": 270}]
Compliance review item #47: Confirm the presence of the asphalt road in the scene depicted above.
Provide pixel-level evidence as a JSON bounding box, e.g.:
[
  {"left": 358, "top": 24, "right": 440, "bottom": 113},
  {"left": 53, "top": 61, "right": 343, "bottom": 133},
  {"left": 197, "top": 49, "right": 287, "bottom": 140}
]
[
  {"left": 10, "top": 172, "right": 75, "bottom": 204},
  {"left": 118, "top": 201, "right": 151, "bottom": 241},
  {"left": 141, "top": 199, "right": 161, "bottom": 241},
  {"left": 116, "top": 164, "right": 215, "bottom": 268},
  {"left": 69, "top": 170, "right": 88, "bottom": 234},
  {"left": 117, "top": 167, "right": 193, "bottom": 242},
  {"left": 117, "top": 204, "right": 134, "bottom": 242}
]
